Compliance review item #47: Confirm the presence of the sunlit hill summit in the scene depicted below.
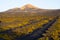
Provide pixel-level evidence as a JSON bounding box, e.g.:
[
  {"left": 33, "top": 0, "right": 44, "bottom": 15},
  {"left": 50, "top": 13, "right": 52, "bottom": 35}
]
[{"left": 20, "top": 4, "right": 39, "bottom": 10}]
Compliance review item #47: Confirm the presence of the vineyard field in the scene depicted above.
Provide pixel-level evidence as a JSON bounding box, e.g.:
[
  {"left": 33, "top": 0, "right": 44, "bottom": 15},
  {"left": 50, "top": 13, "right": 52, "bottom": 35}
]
[{"left": 0, "top": 13, "right": 60, "bottom": 40}]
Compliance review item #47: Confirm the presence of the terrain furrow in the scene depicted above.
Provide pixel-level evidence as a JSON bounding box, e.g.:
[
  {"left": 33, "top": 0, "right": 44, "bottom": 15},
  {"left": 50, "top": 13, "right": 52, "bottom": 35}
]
[{"left": 16, "top": 16, "right": 58, "bottom": 40}]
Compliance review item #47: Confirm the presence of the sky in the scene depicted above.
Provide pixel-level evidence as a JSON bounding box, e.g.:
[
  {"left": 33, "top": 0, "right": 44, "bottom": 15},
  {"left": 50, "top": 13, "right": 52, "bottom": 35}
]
[{"left": 0, "top": 0, "right": 60, "bottom": 12}]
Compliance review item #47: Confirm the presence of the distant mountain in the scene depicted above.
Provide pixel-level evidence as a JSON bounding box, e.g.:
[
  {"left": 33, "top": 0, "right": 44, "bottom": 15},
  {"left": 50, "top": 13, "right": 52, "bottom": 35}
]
[
  {"left": 0, "top": 4, "right": 60, "bottom": 16},
  {"left": 5, "top": 4, "right": 47, "bottom": 12}
]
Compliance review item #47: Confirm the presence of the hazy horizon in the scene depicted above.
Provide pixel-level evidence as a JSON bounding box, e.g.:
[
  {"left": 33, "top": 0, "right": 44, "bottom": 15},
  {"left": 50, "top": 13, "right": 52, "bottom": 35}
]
[{"left": 0, "top": 0, "right": 60, "bottom": 12}]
